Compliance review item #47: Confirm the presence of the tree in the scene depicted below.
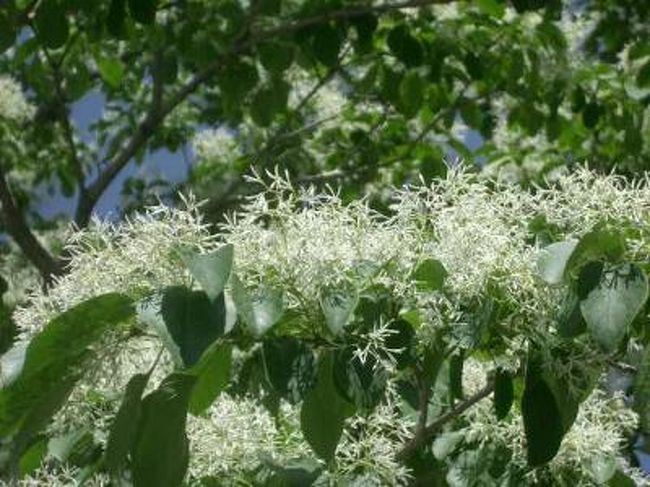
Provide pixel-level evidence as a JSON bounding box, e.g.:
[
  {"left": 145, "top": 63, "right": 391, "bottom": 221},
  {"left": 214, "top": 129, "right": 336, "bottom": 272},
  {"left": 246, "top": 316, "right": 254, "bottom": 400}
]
[
  {"left": 0, "top": 0, "right": 648, "bottom": 283},
  {"left": 1, "top": 1, "right": 650, "bottom": 484}
]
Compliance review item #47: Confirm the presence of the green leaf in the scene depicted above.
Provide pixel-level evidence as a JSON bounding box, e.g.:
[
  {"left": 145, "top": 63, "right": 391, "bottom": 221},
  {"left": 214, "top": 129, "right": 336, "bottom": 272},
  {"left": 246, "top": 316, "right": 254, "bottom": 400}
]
[
  {"left": 537, "top": 240, "right": 578, "bottom": 285},
  {"left": 300, "top": 353, "right": 352, "bottom": 461},
  {"left": 0, "top": 11, "right": 16, "bottom": 53},
  {"left": 312, "top": 23, "right": 342, "bottom": 67},
  {"left": 96, "top": 57, "right": 125, "bottom": 89},
  {"left": 182, "top": 244, "right": 234, "bottom": 301},
  {"left": 333, "top": 348, "right": 386, "bottom": 412},
  {"left": 188, "top": 342, "right": 232, "bottom": 415},
  {"left": 230, "top": 275, "right": 284, "bottom": 337},
  {"left": 387, "top": 25, "right": 423, "bottom": 67},
  {"left": 0, "top": 294, "right": 133, "bottom": 439},
  {"left": 564, "top": 229, "right": 625, "bottom": 279},
  {"left": 35, "top": 0, "right": 69, "bottom": 49},
  {"left": 249, "top": 79, "right": 290, "bottom": 127},
  {"left": 608, "top": 470, "right": 637, "bottom": 487},
  {"left": 522, "top": 363, "right": 566, "bottom": 466},
  {"left": 128, "top": 0, "right": 158, "bottom": 24},
  {"left": 589, "top": 455, "right": 617, "bottom": 484},
  {"left": 106, "top": 0, "right": 127, "bottom": 37},
  {"left": 476, "top": 0, "right": 505, "bottom": 17},
  {"left": 413, "top": 259, "right": 448, "bottom": 291},
  {"left": 582, "top": 101, "right": 601, "bottom": 129},
  {"left": 132, "top": 373, "right": 195, "bottom": 487},
  {"left": 449, "top": 353, "right": 464, "bottom": 400},
  {"left": 263, "top": 338, "right": 316, "bottom": 404},
  {"left": 137, "top": 294, "right": 182, "bottom": 366},
  {"left": 320, "top": 284, "right": 358, "bottom": 336},
  {"left": 634, "top": 345, "right": 650, "bottom": 436},
  {"left": 19, "top": 438, "right": 47, "bottom": 477},
  {"left": 580, "top": 264, "right": 648, "bottom": 352},
  {"left": 351, "top": 14, "right": 377, "bottom": 54},
  {"left": 161, "top": 287, "right": 226, "bottom": 367},
  {"left": 493, "top": 369, "right": 513, "bottom": 420},
  {"left": 258, "top": 41, "right": 295, "bottom": 74},
  {"left": 637, "top": 60, "right": 650, "bottom": 88},
  {"left": 104, "top": 373, "right": 151, "bottom": 475},
  {"left": 398, "top": 70, "right": 424, "bottom": 118},
  {"left": 218, "top": 61, "right": 259, "bottom": 104},
  {"left": 556, "top": 291, "right": 587, "bottom": 338}
]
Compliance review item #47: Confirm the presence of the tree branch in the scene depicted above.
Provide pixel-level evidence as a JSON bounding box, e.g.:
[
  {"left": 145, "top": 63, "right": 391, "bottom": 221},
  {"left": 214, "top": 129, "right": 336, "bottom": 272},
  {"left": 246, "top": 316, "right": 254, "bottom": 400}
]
[
  {"left": 396, "top": 381, "right": 494, "bottom": 462},
  {"left": 0, "top": 164, "right": 63, "bottom": 282}
]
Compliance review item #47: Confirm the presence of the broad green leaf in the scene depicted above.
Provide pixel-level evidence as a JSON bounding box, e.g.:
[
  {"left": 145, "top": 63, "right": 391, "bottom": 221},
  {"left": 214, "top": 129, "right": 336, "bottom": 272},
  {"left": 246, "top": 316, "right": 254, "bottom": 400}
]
[
  {"left": 258, "top": 42, "right": 294, "bottom": 74},
  {"left": 413, "top": 259, "right": 448, "bottom": 291},
  {"left": 556, "top": 291, "right": 586, "bottom": 338},
  {"left": 300, "top": 353, "right": 352, "bottom": 461},
  {"left": 188, "top": 342, "right": 232, "bottom": 415},
  {"left": 398, "top": 70, "right": 424, "bottom": 118},
  {"left": 107, "top": 0, "right": 127, "bottom": 37},
  {"left": 564, "top": 229, "right": 625, "bottom": 279},
  {"left": 634, "top": 345, "right": 650, "bottom": 435},
  {"left": 320, "top": 284, "right": 358, "bottom": 336},
  {"left": 104, "top": 373, "right": 151, "bottom": 476},
  {"left": 493, "top": 369, "right": 513, "bottom": 420},
  {"left": 182, "top": 244, "right": 234, "bottom": 301},
  {"left": 387, "top": 25, "right": 423, "bottom": 67},
  {"left": 137, "top": 294, "right": 183, "bottom": 366},
  {"left": 476, "top": 0, "right": 505, "bottom": 17},
  {"left": 449, "top": 353, "right": 464, "bottom": 400},
  {"left": 522, "top": 363, "right": 565, "bottom": 466},
  {"left": 311, "top": 23, "right": 342, "bottom": 67},
  {"left": 351, "top": 14, "right": 377, "bottom": 53},
  {"left": 218, "top": 61, "right": 259, "bottom": 104},
  {"left": 97, "top": 57, "right": 125, "bottom": 89},
  {"left": 249, "top": 80, "right": 290, "bottom": 127},
  {"left": 0, "top": 12, "right": 15, "bottom": 53},
  {"left": 637, "top": 60, "right": 650, "bottom": 88},
  {"left": 608, "top": 470, "right": 637, "bottom": 487},
  {"left": 230, "top": 275, "right": 284, "bottom": 337},
  {"left": 35, "top": 1, "right": 69, "bottom": 49},
  {"left": 263, "top": 338, "right": 316, "bottom": 404},
  {"left": 128, "top": 0, "right": 158, "bottom": 24},
  {"left": 580, "top": 264, "right": 648, "bottom": 352},
  {"left": 19, "top": 438, "right": 47, "bottom": 477},
  {"left": 0, "top": 294, "right": 133, "bottom": 438},
  {"left": 132, "top": 373, "right": 195, "bottom": 487},
  {"left": 537, "top": 240, "right": 577, "bottom": 285},
  {"left": 161, "top": 287, "right": 226, "bottom": 367},
  {"left": 333, "top": 348, "right": 386, "bottom": 412}
]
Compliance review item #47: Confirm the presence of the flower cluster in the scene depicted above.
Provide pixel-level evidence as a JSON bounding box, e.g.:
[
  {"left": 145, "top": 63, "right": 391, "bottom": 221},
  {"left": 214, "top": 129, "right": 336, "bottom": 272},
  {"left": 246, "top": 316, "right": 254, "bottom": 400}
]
[{"left": 0, "top": 76, "right": 34, "bottom": 124}]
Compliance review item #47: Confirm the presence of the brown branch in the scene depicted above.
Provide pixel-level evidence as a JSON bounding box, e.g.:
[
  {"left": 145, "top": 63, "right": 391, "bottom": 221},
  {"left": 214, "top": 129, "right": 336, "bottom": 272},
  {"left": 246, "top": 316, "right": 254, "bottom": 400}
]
[
  {"left": 396, "top": 381, "right": 494, "bottom": 462},
  {"left": 0, "top": 164, "right": 63, "bottom": 282}
]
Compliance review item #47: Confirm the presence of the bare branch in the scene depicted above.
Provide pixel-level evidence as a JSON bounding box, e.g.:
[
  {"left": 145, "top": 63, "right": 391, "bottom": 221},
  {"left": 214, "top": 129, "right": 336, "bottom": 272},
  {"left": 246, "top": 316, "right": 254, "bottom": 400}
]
[
  {"left": 396, "top": 381, "right": 494, "bottom": 461},
  {"left": 0, "top": 164, "right": 63, "bottom": 282}
]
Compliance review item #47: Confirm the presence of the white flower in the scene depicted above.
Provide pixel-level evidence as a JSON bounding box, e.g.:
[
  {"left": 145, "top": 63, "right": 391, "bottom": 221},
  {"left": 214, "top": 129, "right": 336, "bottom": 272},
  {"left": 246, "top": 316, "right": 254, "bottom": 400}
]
[
  {"left": 0, "top": 76, "right": 34, "bottom": 123},
  {"left": 192, "top": 126, "right": 241, "bottom": 165}
]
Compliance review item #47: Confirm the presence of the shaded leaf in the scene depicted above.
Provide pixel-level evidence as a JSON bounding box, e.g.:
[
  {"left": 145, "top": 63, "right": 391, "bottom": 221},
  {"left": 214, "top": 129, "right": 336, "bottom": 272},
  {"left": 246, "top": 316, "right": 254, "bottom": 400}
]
[
  {"left": 320, "top": 284, "right": 358, "bottom": 336},
  {"left": 537, "top": 240, "right": 577, "bottom": 285},
  {"left": 0, "top": 294, "right": 133, "bottom": 439},
  {"left": 104, "top": 373, "right": 151, "bottom": 476},
  {"left": 301, "top": 353, "right": 352, "bottom": 461},
  {"left": 161, "top": 287, "right": 226, "bottom": 367},
  {"left": 413, "top": 259, "right": 448, "bottom": 292},
  {"left": 188, "top": 342, "right": 232, "bottom": 415},
  {"left": 182, "top": 244, "right": 234, "bottom": 301},
  {"left": 263, "top": 338, "right": 316, "bottom": 403},
  {"left": 128, "top": 0, "right": 158, "bottom": 24},
  {"left": 493, "top": 369, "right": 513, "bottom": 420},
  {"left": 580, "top": 264, "right": 648, "bottom": 352},
  {"left": 35, "top": 1, "right": 69, "bottom": 49},
  {"left": 132, "top": 373, "right": 195, "bottom": 487}
]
